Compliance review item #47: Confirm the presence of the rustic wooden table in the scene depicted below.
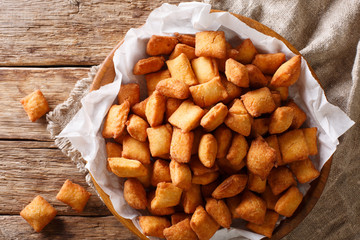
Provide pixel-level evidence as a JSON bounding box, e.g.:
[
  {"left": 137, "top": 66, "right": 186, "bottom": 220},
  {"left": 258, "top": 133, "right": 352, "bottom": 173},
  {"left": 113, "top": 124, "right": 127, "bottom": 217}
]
[{"left": 0, "top": 1, "right": 194, "bottom": 239}]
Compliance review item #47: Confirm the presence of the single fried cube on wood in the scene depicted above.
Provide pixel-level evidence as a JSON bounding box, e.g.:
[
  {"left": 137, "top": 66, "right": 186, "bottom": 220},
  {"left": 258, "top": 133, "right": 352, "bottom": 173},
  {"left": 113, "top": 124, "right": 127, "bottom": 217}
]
[
  {"left": 189, "top": 77, "right": 228, "bottom": 107},
  {"left": 200, "top": 103, "right": 228, "bottom": 132},
  {"left": 156, "top": 78, "right": 190, "bottom": 99},
  {"left": 133, "top": 56, "right": 165, "bottom": 75},
  {"left": 182, "top": 183, "right": 203, "bottom": 214},
  {"left": 221, "top": 74, "right": 242, "bottom": 104},
  {"left": 269, "top": 106, "right": 294, "bottom": 134},
  {"left": 224, "top": 99, "right": 252, "bottom": 136},
  {"left": 169, "top": 43, "right": 196, "bottom": 60},
  {"left": 171, "top": 213, "right": 191, "bottom": 225},
  {"left": 190, "top": 205, "right": 220, "bottom": 240},
  {"left": 56, "top": 179, "right": 91, "bottom": 213},
  {"left": 102, "top": 101, "right": 130, "bottom": 139},
  {"left": 145, "top": 90, "right": 166, "bottom": 127},
  {"left": 166, "top": 53, "right": 198, "bottom": 86},
  {"left": 247, "top": 136, "right": 276, "bottom": 180},
  {"left": 286, "top": 100, "right": 307, "bottom": 129},
  {"left": 214, "top": 125, "right": 232, "bottom": 158},
  {"left": 212, "top": 174, "right": 248, "bottom": 199},
  {"left": 164, "top": 218, "right": 198, "bottom": 240},
  {"left": 248, "top": 172, "right": 267, "bottom": 194},
  {"left": 206, "top": 198, "right": 232, "bottom": 228},
  {"left": 271, "top": 55, "right": 302, "bottom": 87},
  {"left": 191, "top": 56, "right": 219, "bottom": 84},
  {"left": 252, "top": 53, "right": 286, "bottom": 75},
  {"left": 166, "top": 98, "right": 183, "bottom": 120},
  {"left": 290, "top": 158, "right": 320, "bottom": 183},
  {"left": 278, "top": 129, "right": 309, "bottom": 163},
  {"left": 268, "top": 166, "right": 297, "bottom": 195},
  {"left": 189, "top": 156, "right": 219, "bottom": 176},
  {"left": 235, "top": 39, "right": 258, "bottom": 64},
  {"left": 146, "top": 35, "right": 178, "bottom": 56},
  {"left": 20, "top": 89, "right": 50, "bottom": 122},
  {"left": 246, "top": 210, "right": 279, "bottom": 238},
  {"left": 192, "top": 172, "right": 219, "bottom": 185},
  {"left": 261, "top": 185, "right": 280, "bottom": 210},
  {"left": 195, "top": 31, "right": 227, "bottom": 59},
  {"left": 145, "top": 70, "right": 171, "bottom": 96},
  {"left": 105, "top": 142, "right": 122, "bottom": 171},
  {"left": 226, "top": 133, "right": 248, "bottom": 167},
  {"left": 118, "top": 83, "right": 140, "bottom": 107},
  {"left": 246, "top": 64, "right": 268, "bottom": 88},
  {"left": 147, "top": 124, "right": 172, "bottom": 157},
  {"left": 147, "top": 191, "right": 175, "bottom": 216},
  {"left": 198, "top": 133, "right": 217, "bottom": 168},
  {"left": 108, "top": 157, "right": 147, "bottom": 177},
  {"left": 170, "top": 127, "right": 193, "bottom": 163},
  {"left": 151, "top": 182, "right": 183, "bottom": 208},
  {"left": 124, "top": 178, "right": 147, "bottom": 210},
  {"left": 241, "top": 87, "right": 276, "bottom": 117},
  {"left": 168, "top": 100, "right": 205, "bottom": 132},
  {"left": 265, "top": 135, "right": 284, "bottom": 166},
  {"left": 126, "top": 114, "right": 149, "bottom": 142},
  {"left": 151, "top": 159, "right": 171, "bottom": 187},
  {"left": 274, "top": 186, "right": 303, "bottom": 217},
  {"left": 302, "top": 127, "right": 318, "bottom": 155},
  {"left": 235, "top": 190, "right": 267, "bottom": 225},
  {"left": 250, "top": 118, "right": 270, "bottom": 138},
  {"left": 225, "top": 58, "right": 249, "bottom": 87},
  {"left": 131, "top": 97, "right": 149, "bottom": 120},
  {"left": 122, "top": 135, "right": 150, "bottom": 165},
  {"left": 139, "top": 216, "right": 171, "bottom": 238},
  {"left": 20, "top": 195, "right": 57, "bottom": 232},
  {"left": 175, "top": 32, "right": 196, "bottom": 47},
  {"left": 170, "top": 160, "right": 192, "bottom": 190}
]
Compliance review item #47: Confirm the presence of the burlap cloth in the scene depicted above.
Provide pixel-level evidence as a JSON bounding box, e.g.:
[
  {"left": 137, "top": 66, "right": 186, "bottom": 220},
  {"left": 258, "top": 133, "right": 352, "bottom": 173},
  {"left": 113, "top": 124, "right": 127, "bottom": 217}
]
[{"left": 47, "top": 0, "right": 360, "bottom": 239}]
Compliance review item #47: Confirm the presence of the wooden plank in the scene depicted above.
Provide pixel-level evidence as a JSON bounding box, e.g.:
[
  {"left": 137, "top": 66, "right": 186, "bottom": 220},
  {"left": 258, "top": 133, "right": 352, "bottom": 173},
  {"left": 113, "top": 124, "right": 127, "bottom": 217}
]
[
  {"left": 0, "top": 0, "right": 197, "bottom": 66},
  {"left": 0, "top": 215, "right": 136, "bottom": 240},
  {"left": 0, "top": 67, "right": 89, "bottom": 141},
  {"left": 0, "top": 140, "right": 110, "bottom": 216}
]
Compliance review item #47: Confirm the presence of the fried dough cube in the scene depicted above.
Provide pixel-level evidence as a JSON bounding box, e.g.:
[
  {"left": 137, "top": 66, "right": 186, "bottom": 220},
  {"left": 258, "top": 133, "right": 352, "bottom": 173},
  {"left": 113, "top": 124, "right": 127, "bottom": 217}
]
[
  {"left": 108, "top": 157, "right": 147, "bottom": 177},
  {"left": 226, "top": 195, "right": 242, "bottom": 219},
  {"left": 235, "top": 39, "right": 258, "bottom": 64},
  {"left": 156, "top": 78, "right": 190, "bottom": 99},
  {"left": 192, "top": 172, "right": 219, "bottom": 185},
  {"left": 225, "top": 58, "right": 249, "bottom": 87},
  {"left": 182, "top": 183, "right": 203, "bottom": 214},
  {"left": 166, "top": 98, "right": 183, "bottom": 120},
  {"left": 136, "top": 163, "right": 152, "bottom": 188},
  {"left": 189, "top": 156, "right": 219, "bottom": 176},
  {"left": 145, "top": 90, "right": 166, "bottom": 127},
  {"left": 289, "top": 158, "right": 320, "bottom": 183},
  {"left": 246, "top": 64, "right": 268, "bottom": 88},
  {"left": 268, "top": 166, "right": 297, "bottom": 195},
  {"left": 190, "top": 206, "right": 220, "bottom": 240},
  {"left": 246, "top": 210, "right": 279, "bottom": 238},
  {"left": 191, "top": 57, "right": 219, "bottom": 84},
  {"left": 151, "top": 182, "right": 183, "bottom": 208},
  {"left": 286, "top": 100, "right": 307, "bottom": 129},
  {"left": 303, "top": 127, "right": 318, "bottom": 155},
  {"left": 170, "top": 127, "right": 194, "bottom": 163},
  {"left": 170, "top": 160, "right": 192, "bottom": 190},
  {"left": 278, "top": 129, "right": 309, "bottom": 163},
  {"left": 226, "top": 133, "right": 248, "bottom": 167},
  {"left": 145, "top": 70, "right": 171, "bottom": 96},
  {"left": 268, "top": 106, "right": 294, "bottom": 134},
  {"left": 122, "top": 135, "right": 150, "bottom": 165},
  {"left": 164, "top": 218, "right": 198, "bottom": 240},
  {"left": 151, "top": 159, "right": 171, "bottom": 187},
  {"left": 241, "top": 87, "right": 276, "bottom": 117},
  {"left": 20, "top": 89, "right": 49, "bottom": 122},
  {"left": 118, "top": 83, "right": 140, "bottom": 107},
  {"left": 105, "top": 142, "right": 122, "bottom": 171},
  {"left": 214, "top": 125, "right": 232, "bottom": 158},
  {"left": 252, "top": 53, "right": 286, "bottom": 75},
  {"left": 195, "top": 31, "right": 227, "bottom": 59},
  {"left": 133, "top": 56, "right": 165, "bottom": 75},
  {"left": 200, "top": 103, "right": 228, "bottom": 132},
  {"left": 175, "top": 32, "right": 196, "bottom": 47},
  {"left": 247, "top": 136, "right": 276, "bottom": 180},
  {"left": 171, "top": 213, "right": 191, "bottom": 225},
  {"left": 102, "top": 101, "right": 130, "bottom": 139},
  {"left": 261, "top": 185, "right": 280, "bottom": 210},
  {"left": 147, "top": 191, "right": 175, "bottom": 216},
  {"left": 191, "top": 128, "right": 204, "bottom": 155},
  {"left": 56, "top": 179, "right": 91, "bottom": 213},
  {"left": 265, "top": 135, "right": 284, "bottom": 166},
  {"left": 168, "top": 100, "right": 205, "bottom": 132},
  {"left": 146, "top": 124, "right": 172, "bottom": 158},
  {"left": 271, "top": 55, "right": 302, "bottom": 87},
  {"left": 167, "top": 53, "right": 198, "bottom": 86},
  {"left": 198, "top": 134, "right": 217, "bottom": 168},
  {"left": 217, "top": 157, "right": 245, "bottom": 175},
  {"left": 212, "top": 174, "right": 248, "bottom": 199},
  {"left": 248, "top": 172, "right": 267, "bottom": 194},
  {"left": 224, "top": 99, "right": 252, "bottom": 136},
  {"left": 189, "top": 77, "right": 228, "bottom": 107},
  {"left": 220, "top": 75, "right": 242, "bottom": 104},
  {"left": 147, "top": 35, "right": 178, "bottom": 56},
  {"left": 126, "top": 114, "right": 149, "bottom": 142},
  {"left": 123, "top": 178, "right": 147, "bottom": 209},
  {"left": 271, "top": 90, "right": 282, "bottom": 108},
  {"left": 206, "top": 198, "right": 232, "bottom": 228},
  {"left": 20, "top": 195, "right": 57, "bottom": 232},
  {"left": 274, "top": 186, "right": 303, "bottom": 217},
  {"left": 169, "top": 43, "right": 196, "bottom": 60},
  {"left": 236, "top": 190, "right": 267, "bottom": 225},
  {"left": 139, "top": 216, "right": 171, "bottom": 238},
  {"left": 201, "top": 180, "right": 221, "bottom": 198},
  {"left": 131, "top": 97, "right": 149, "bottom": 120}
]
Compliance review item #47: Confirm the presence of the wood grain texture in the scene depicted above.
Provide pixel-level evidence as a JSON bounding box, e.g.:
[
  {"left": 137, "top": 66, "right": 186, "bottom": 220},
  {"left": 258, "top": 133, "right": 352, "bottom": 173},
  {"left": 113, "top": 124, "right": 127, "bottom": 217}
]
[
  {"left": 0, "top": 216, "right": 136, "bottom": 240},
  {"left": 0, "top": 0, "right": 197, "bottom": 66},
  {"left": 0, "top": 67, "right": 89, "bottom": 140}
]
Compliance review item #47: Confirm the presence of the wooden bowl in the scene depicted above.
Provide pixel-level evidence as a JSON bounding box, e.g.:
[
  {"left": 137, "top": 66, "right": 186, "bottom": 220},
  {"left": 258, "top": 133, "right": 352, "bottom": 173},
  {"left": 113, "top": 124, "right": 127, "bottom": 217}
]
[{"left": 90, "top": 10, "right": 332, "bottom": 240}]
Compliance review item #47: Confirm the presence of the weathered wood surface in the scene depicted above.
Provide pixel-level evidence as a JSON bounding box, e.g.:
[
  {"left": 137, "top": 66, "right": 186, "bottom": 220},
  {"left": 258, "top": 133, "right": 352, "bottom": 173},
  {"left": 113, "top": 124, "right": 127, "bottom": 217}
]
[{"left": 0, "top": 0, "right": 196, "bottom": 66}]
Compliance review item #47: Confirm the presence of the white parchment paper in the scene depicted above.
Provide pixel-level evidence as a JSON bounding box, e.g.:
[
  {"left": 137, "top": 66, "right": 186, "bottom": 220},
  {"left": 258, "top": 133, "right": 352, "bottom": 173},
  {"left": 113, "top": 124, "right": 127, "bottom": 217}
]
[{"left": 57, "top": 2, "right": 355, "bottom": 239}]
